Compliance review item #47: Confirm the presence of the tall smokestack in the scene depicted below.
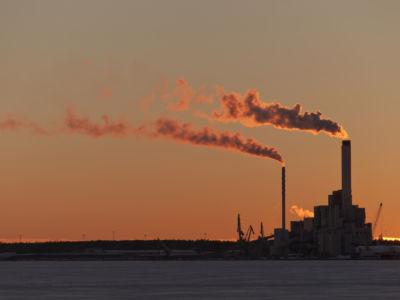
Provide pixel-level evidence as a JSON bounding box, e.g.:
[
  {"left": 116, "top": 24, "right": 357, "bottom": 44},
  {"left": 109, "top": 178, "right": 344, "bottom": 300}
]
[
  {"left": 282, "top": 166, "right": 286, "bottom": 230},
  {"left": 342, "top": 140, "right": 352, "bottom": 207}
]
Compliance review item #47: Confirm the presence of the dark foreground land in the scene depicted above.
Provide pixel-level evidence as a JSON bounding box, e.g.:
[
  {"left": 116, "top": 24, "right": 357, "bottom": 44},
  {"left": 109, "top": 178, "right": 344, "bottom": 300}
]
[
  {"left": 1, "top": 239, "right": 400, "bottom": 260},
  {"left": 0, "top": 240, "right": 239, "bottom": 261}
]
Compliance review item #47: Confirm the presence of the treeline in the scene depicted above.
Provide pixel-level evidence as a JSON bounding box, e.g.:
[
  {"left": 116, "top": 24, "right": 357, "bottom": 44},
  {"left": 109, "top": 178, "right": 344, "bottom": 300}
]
[{"left": 0, "top": 239, "right": 237, "bottom": 254}]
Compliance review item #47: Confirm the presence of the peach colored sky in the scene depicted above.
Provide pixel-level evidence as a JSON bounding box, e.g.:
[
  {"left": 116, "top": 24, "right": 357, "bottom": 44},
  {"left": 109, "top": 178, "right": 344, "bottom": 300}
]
[{"left": 1, "top": 1, "right": 400, "bottom": 241}]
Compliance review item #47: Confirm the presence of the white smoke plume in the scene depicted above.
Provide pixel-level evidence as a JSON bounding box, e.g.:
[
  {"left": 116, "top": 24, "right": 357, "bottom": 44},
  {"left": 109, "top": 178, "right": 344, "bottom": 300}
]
[{"left": 290, "top": 205, "right": 314, "bottom": 218}]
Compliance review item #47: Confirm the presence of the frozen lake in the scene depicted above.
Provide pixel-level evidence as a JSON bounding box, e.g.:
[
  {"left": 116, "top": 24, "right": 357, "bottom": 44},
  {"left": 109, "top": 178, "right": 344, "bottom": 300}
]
[{"left": 0, "top": 260, "right": 399, "bottom": 299}]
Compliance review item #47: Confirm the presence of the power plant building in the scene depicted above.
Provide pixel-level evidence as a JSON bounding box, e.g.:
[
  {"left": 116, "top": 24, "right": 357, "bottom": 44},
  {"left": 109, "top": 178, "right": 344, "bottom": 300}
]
[{"left": 286, "top": 140, "right": 372, "bottom": 257}]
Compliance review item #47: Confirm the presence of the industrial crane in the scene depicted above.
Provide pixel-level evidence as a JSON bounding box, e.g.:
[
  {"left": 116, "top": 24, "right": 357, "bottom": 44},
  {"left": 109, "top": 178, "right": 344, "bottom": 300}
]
[
  {"left": 244, "top": 225, "right": 255, "bottom": 242},
  {"left": 372, "top": 203, "right": 383, "bottom": 239},
  {"left": 259, "top": 222, "right": 264, "bottom": 239},
  {"left": 237, "top": 214, "right": 255, "bottom": 242}
]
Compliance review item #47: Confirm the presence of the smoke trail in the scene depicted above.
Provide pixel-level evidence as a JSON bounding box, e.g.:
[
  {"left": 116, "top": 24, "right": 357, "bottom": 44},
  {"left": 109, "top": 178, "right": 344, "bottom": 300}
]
[
  {"left": 64, "top": 110, "right": 284, "bottom": 164},
  {"left": 167, "top": 79, "right": 213, "bottom": 111},
  {"left": 141, "top": 77, "right": 214, "bottom": 111},
  {"left": 290, "top": 205, "right": 314, "bottom": 218},
  {"left": 65, "top": 109, "right": 144, "bottom": 137},
  {"left": 210, "top": 89, "right": 348, "bottom": 138},
  {"left": 152, "top": 118, "right": 284, "bottom": 164},
  {"left": 0, "top": 117, "right": 49, "bottom": 135},
  {"left": 1, "top": 108, "right": 284, "bottom": 164},
  {"left": 167, "top": 79, "right": 196, "bottom": 111},
  {"left": 152, "top": 78, "right": 347, "bottom": 138},
  {"left": 140, "top": 75, "right": 170, "bottom": 112}
]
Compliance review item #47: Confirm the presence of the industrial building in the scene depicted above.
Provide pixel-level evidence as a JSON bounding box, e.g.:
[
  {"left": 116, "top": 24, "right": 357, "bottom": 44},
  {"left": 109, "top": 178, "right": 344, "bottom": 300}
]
[{"left": 273, "top": 140, "right": 373, "bottom": 257}]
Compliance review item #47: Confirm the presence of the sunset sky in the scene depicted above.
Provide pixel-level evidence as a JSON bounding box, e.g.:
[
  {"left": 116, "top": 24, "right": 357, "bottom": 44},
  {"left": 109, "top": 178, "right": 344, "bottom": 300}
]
[{"left": 1, "top": 1, "right": 400, "bottom": 241}]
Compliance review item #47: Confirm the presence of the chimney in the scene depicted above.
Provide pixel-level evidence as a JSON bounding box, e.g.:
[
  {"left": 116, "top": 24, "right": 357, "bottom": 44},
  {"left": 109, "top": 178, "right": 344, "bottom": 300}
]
[
  {"left": 342, "top": 140, "right": 352, "bottom": 207},
  {"left": 282, "top": 166, "right": 286, "bottom": 230}
]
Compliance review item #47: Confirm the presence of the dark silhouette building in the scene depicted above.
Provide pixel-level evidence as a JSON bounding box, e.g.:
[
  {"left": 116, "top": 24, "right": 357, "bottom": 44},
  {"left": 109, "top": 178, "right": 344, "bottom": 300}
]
[{"left": 288, "top": 140, "right": 372, "bottom": 257}]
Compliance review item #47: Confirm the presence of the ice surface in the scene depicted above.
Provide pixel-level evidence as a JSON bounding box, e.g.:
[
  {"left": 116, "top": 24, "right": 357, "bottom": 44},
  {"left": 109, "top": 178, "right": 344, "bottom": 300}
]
[{"left": 0, "top": 261, "right": 399, "bottom": 299}]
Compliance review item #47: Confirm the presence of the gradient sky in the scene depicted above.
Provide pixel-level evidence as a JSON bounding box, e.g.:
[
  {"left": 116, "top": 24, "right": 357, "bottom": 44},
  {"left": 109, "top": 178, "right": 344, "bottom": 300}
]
[{"left": 1, "top": 0, "right": 400, "bottom": 241}]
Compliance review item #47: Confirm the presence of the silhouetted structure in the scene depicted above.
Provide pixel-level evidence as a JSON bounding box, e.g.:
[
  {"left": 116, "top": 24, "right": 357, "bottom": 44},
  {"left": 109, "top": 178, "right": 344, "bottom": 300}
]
[
  {"left": 288, "top": 140, "right": 372, "bottom": 257},
  {"left": 282, "top": 166, "right": 286, "bottom": 231},
  {"left": 272, "top": 166, "right": 289, "bottom": 257}
]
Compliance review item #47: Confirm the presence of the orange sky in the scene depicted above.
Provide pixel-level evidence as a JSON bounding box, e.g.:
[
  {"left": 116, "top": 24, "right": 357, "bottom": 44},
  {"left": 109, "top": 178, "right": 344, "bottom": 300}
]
[{"left": 1, "top": 1, "right": 400, "bottom": 242}]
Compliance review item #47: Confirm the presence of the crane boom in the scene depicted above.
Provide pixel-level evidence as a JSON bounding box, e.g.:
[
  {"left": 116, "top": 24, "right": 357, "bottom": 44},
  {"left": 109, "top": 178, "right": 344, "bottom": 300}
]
[
  {"left": 259, "top": 222, "right": 264, "bottom": 239},
  {"left": 245, "top": 225, "right": 254, "bottom": 242},
  {"left": 372, "top": 203, "right": 383, "bottom": 238}
]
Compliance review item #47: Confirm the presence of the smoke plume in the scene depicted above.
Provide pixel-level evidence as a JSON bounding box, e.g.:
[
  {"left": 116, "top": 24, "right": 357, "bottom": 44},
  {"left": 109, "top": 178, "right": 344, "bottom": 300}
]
[
  {"left": 290, "top": 205, "right": 314, "bottom": 218},
  {"left": 167, "top": 79, "right": 196, "bottom": 111},
  {"left": 152, "top": 118, "right": 284, "bottom": 164},
  {"left": 65, "top": 109, "right": 144, "bottom": 138},
  {"left": 211, "top": 89, "right": 348, "bottom": 138},
  {"left": 0, "top": 117, "right": 49, "bottom": 135},
  {"left": 142, "top": 77, "right": 213, "bottom": 112},
  {"left": 63, "top": 109, "right": 284, "bottom": 164}
]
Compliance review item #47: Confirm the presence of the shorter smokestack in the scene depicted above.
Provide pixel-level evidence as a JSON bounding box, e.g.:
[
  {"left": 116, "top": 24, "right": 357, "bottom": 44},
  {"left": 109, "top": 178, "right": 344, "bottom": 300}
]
[
  {"left": 341, "top": 140, "right": 352, "bottom": 207},
  {"left": 282, "top": 166, "right": 286, "bottom": 230}
]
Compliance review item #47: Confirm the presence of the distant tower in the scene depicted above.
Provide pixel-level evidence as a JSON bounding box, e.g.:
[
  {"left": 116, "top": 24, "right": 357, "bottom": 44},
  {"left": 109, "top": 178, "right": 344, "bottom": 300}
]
[
  {"left": 282, "top": 166, "right": 286, "bottom": 230},
  {"left": 237, "top": 214, "right": 244, "bottom": 241},
  {"left": 342, "top": 140, "right": 352, "bottom": 208},
  {"left": 259, "top": 222, "right": 264, "bottom": 239}
]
